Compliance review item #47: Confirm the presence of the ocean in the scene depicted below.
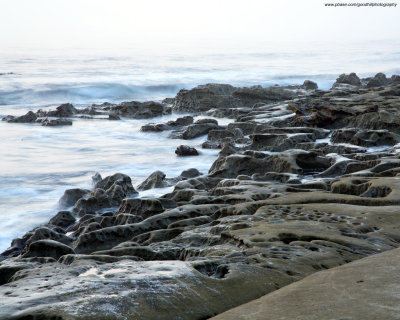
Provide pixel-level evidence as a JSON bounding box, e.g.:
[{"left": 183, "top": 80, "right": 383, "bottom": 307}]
[{"left": 0, "top": 42, "right": 399, "bottom": 252}]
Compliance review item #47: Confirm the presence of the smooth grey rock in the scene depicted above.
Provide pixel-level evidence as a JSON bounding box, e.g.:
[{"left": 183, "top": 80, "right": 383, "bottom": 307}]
[
  {"left": 22, "top": 239, "right": 74, "bottom": 259},
  {"left": 180, "top": 168, "right": 202, "bottom": 179}
]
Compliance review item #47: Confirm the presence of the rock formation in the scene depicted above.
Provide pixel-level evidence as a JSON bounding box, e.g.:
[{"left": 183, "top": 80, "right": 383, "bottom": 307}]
[{"left": 2, "top": 73, "right": 400, "bottom": 319}]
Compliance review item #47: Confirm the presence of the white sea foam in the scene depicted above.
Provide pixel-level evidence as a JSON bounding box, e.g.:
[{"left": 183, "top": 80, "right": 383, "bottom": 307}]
[{"left": 0, "top": 113, "right": 231, "bottom": 252}]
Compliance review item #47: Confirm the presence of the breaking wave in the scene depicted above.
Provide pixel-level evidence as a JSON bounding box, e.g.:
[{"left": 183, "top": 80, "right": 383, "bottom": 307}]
[{"left": 0, "top": 83, "right": 185, "bottom": 106}]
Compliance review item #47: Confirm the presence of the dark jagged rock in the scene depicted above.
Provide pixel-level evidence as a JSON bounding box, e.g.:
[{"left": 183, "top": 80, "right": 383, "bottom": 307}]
[
  {"left": 59, "top": 188, "right": 90, "bottom": 207},
  {"left": 207, "top": 129, "right": 235, "bottom": 141},
  {"left": 182, "top": 122, "right": 220, "bottom": 139},
  {"left": 168, "top": 115, "right": 194, "bottom": 126},
  {"left": 117, "top": 197, "right": 164, "bottom": 217},
  {"left": 390, "top": 74, "right": 400, "bottom": 84},
  {"left": 108, "top": 101, "right": 170, "bottom": 119},
  {"left": 232, "top": 85, "right": 296, "bottom": 107},
  {"left": 95, "top": 173, "right": 136, "bottom": 195},
  {"left": 194, "top": 118, "right": 218, "bottom": 125},
  {"left": 141, "top": 123, "right": 169, "bottom": 132},
  {"left": 6, "top": 111, "right": 37, "bottom": 123},
  {"left": 209, "top": 150, "right": 330, "bottom": 178},
  {"left": 73, "top": 173, "right": 137, "bottom": 216},
  {"left": 175, "top": 145, "right": 199, "bottom": 156},
  {"left": 250, "top": 133, "right": 316, "bottom": 152},
  {"left": 331, "top": 128, "right": 400, "bottom": 147},
  {"left": 366, "top": 72, "right": 389, "bottom": 88},
  {"left": 332, "top": 72, "right": 361, "bottom": 88},
  {"left": 162, "top": 97, "right": 175, "bottom": 104},
  {"left": 46, "top": 103, "right": 77, "bottom": 117},
  {"left": 108, "top": 113, "right": 121, "bottom": 120},
  {"left": 48, "top": 211, "right": 76, "bottom": 229},
  {"left": 172, "top": 84, "right": 240, "bottom": 113},
  {"left": 141, "top": 116, "right": 194, "bottom": 132},
  {"left": 302, "top": 80, "right": 318, "bottom": 90},
  {"left": 172, "top": 83, "right": 300, "bottom": 115},
  {"left": 347, "top": 110, "right": 400, "bottom": 134},
  {"left": 137, "top": 171, "right": 167, "bottom": 191}
]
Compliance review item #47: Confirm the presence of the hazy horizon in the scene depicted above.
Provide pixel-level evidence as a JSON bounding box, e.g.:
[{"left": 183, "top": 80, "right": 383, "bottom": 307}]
[{"left": 1, "top": 0, "right": 399, "bottom": 53}]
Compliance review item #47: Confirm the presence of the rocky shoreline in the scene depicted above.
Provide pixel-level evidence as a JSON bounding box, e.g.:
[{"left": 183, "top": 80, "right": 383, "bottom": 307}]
[{"left": 1, "top": 72, "right": 400, "bottom": 319}]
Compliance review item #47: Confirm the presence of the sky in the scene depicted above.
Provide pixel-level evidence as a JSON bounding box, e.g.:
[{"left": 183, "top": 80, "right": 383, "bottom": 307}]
[{"left": 0, "top": 0, "right": 399, "bottom": 52}]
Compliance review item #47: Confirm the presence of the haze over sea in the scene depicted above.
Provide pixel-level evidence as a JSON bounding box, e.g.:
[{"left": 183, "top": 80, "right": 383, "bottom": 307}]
[{"left": 0, "top": 41, "right": 399, "bottom": 252}]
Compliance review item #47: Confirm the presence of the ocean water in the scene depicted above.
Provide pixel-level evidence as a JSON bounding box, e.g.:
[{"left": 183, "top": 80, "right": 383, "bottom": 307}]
[{"left": 1, "top": 43, "right": 399, "bottom": 252}]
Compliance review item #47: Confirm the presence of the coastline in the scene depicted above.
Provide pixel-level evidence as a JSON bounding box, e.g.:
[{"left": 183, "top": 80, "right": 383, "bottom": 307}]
[{"left": 1, "top": 72, "right": 400, "bottom": 319}]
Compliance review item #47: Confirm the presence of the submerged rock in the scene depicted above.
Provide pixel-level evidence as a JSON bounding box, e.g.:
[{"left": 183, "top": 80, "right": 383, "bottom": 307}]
[{"left": 40, "top": 118, "right": 73, "bottom": 126}]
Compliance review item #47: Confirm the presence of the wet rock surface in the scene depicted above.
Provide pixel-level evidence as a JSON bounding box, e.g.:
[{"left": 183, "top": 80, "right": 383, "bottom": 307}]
[
  {"left": 2, "top": 73, "right": 400, "bottom": 319},
  {"left": 175, "top": 145, "right": 199, "bottom": 156}
]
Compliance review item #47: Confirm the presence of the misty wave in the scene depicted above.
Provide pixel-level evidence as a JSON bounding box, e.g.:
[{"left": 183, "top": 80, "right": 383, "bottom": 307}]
[{"left": 0, "top": 82, "right": 184, "bottom": 105}]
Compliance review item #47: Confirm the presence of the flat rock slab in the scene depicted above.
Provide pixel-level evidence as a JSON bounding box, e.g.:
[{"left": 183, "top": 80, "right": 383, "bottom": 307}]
[
  {"left": 211, "top": 247, "right": 400, "bottom": 320},
  {"left": 0, "top": 260, "right": 290, "bottom": 320}
]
